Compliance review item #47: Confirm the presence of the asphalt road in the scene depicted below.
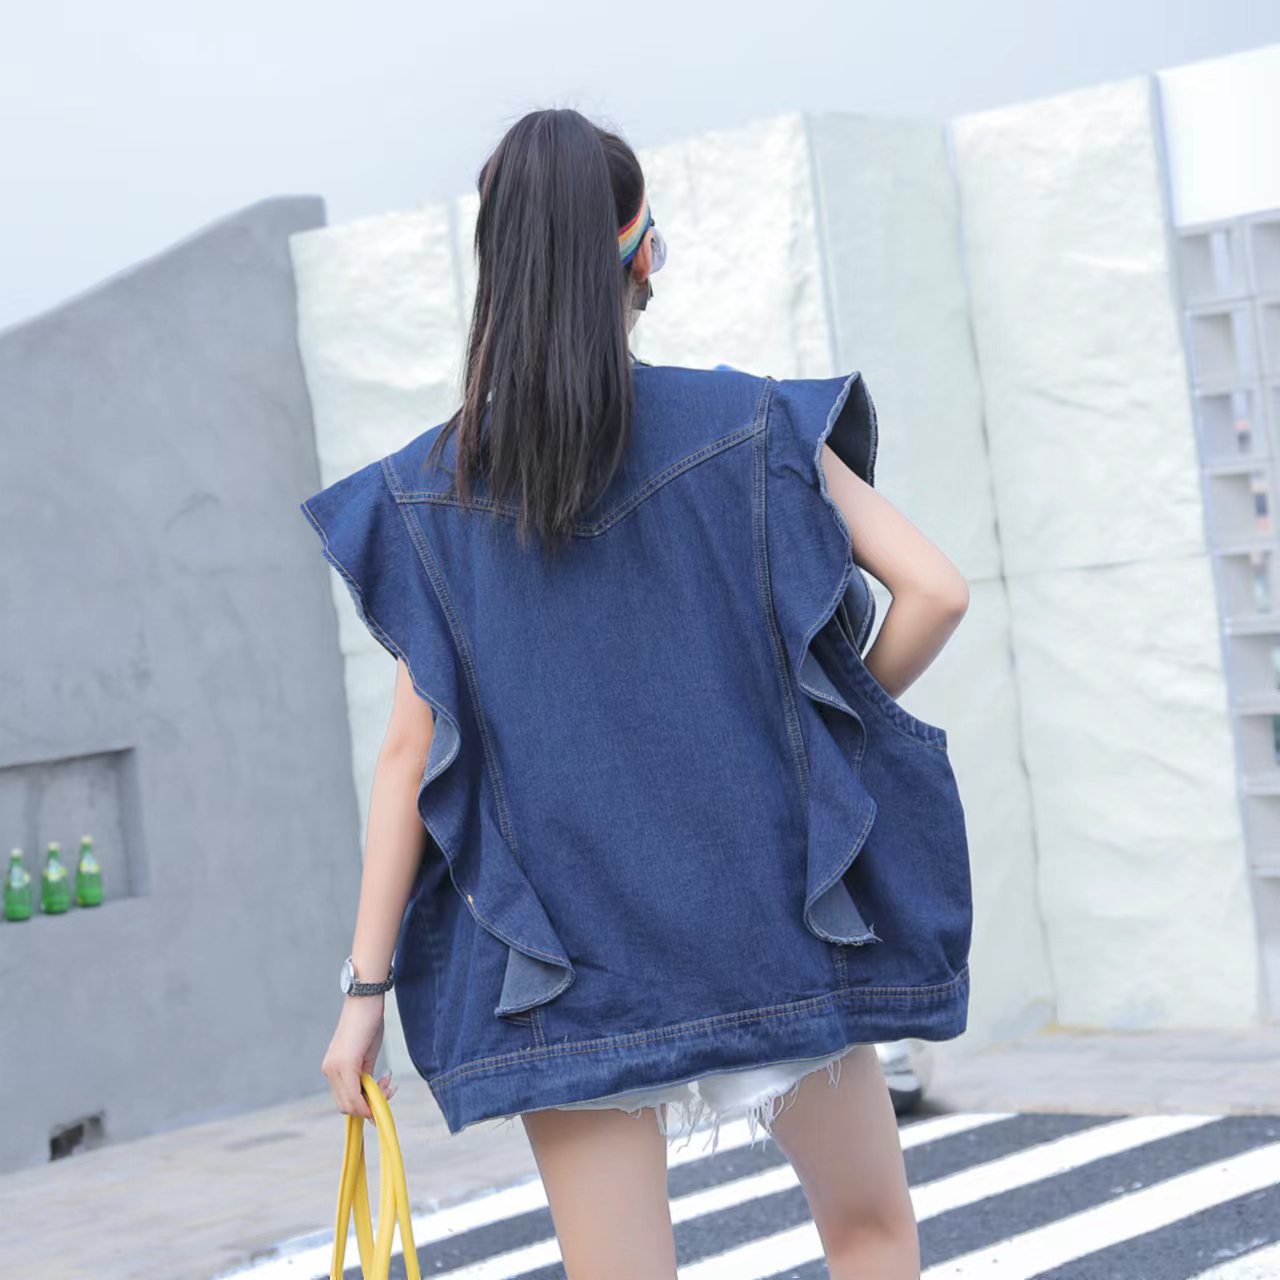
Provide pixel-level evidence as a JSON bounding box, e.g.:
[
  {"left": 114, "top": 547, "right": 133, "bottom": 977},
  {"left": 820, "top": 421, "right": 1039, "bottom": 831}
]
[{"left": 226, "top": 1109, "right": 1280, "bottom": 1279}]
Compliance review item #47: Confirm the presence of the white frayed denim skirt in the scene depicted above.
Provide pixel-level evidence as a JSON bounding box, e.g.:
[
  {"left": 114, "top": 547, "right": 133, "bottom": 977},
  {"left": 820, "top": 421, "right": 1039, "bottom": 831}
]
[{"left": 551, "top": 1041, "right": 866, "bottom": 1154}]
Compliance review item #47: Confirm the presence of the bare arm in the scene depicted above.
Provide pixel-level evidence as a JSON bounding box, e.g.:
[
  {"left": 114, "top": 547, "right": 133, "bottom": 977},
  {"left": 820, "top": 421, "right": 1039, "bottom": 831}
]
[
  {"left": 350, "top": 658, "right": 435, "bottom": 981},
  {"left": 322, "top": 657, "right": 435, "bottom": 1119},
  {"left": 821, "top": 443, "right": 969, "bottom": 699}
]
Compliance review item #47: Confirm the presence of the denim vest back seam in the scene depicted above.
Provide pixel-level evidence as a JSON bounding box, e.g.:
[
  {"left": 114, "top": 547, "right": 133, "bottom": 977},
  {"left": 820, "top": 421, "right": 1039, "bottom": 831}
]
[{"left": 385, "top": 390, "right": 769, "bottom": 538}]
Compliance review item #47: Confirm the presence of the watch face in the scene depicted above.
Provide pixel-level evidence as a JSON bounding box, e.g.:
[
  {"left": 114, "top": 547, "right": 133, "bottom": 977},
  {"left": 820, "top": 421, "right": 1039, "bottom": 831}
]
[{"left": 340, "top": 956, "right": 355, "bottom": 994}]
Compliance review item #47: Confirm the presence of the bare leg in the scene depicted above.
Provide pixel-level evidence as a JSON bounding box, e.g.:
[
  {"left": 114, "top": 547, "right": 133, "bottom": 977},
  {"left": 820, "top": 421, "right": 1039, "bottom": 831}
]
[
  {"left": 521, "top": 1103, "right": 677, "bottom": 1279},
  {"left": 769, "top": 1044, "right": 920, "bottom": 1279}
]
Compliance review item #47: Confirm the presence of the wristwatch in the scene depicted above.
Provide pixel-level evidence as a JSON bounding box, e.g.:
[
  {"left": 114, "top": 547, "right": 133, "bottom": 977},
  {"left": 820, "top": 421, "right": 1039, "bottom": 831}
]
[{"left": 340, "top": 954, "right": 395, "bottom": 996}]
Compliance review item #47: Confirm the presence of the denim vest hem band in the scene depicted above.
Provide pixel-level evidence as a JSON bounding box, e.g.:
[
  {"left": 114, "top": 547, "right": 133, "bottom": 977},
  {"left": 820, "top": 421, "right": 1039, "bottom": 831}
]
[{"left": 429, "top": 966, "right": 969, "bottom": 1135}]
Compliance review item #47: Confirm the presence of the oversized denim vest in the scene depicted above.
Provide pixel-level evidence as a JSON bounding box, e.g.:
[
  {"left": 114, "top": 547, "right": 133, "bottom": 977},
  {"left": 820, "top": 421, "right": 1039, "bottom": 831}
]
[{"left": 301, "top": 362, "right": 972, "bottom": 1134}]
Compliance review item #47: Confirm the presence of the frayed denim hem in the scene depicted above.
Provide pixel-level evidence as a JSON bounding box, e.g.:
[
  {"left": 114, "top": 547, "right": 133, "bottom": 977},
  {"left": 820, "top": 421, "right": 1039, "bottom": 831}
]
[
  {"left": 493, "top": 1042, "right": 863, "bottom": 1156},
  {"left": 650, "top": 1044, "right": 853, "bottom": 1155}
]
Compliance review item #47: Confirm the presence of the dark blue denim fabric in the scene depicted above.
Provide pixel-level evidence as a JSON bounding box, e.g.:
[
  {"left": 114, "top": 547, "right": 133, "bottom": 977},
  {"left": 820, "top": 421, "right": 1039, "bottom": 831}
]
[{"left": 301, "top": 363, "right": 972, "bottom": 1134}]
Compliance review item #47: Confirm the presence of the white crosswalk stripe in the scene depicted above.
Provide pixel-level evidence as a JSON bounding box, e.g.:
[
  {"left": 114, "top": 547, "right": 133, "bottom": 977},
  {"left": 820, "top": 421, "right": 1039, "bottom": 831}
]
[
  {"left": 427, "top": 1112, "right": 1012, "bottom": 1280},
  {"left": 361, "top": 1114, "right": 1007, "bottom": 1280},
  {"left": 222, "top": 1111, "right": 1009, "bottom": 1279},
  {"left": 680, "top": 1113, "right": 1219, "bottom": 1280},
  {"left": 923, "top": 1141, "right": 1280, "bottom": 1279},
  {"left": 223, "top": 1110, "right": 1280, "bottom": 1280},
  {"left": 1194, "top": 1241, "right": 1280, "bottom": 1279}
]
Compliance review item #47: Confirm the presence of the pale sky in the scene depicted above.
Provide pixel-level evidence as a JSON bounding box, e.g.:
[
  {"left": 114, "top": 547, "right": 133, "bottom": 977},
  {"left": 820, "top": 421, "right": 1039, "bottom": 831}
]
[{"left": 3, "top": 0, "right": 1278, "bottom": 330}]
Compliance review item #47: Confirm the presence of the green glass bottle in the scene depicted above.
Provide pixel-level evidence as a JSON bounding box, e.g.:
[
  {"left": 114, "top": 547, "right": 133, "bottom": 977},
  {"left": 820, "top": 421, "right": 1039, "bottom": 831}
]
[
  {"left": 4, "top": 849, "right": 32, "bottom": 922},
  {"left": 41, "top": 841, "right": 71, "bottom": 914},
  {"left": 75, "top": 835, "right": 103, "bottom": 907}
]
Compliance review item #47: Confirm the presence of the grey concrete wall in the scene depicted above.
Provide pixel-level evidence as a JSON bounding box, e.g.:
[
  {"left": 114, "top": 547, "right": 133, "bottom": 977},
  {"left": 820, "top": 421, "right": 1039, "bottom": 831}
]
[{"left": 0, "top": 196, "right": 362, "bottom": 1172}]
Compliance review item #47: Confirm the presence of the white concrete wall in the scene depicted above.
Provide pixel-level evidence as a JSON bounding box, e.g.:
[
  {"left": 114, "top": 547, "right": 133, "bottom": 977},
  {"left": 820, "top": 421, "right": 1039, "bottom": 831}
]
[
  {"left": 951, "top": 76, "right": 1258, "bottom": 1028},
  {"left": 292, "top": 205, "right": 466, "bottom": 840},
  {"left": 804, "top": 111, "right": 1054, "bottom": 1052},
  {"left": 290, "top": 84, "right": 1261, "bottom": 1065},
  {"left": 1158, "top": 43, "right": 1280, "bottom": 227},
  {"left": 291, "top": 205, "right": 469, "bottom": 1071}
]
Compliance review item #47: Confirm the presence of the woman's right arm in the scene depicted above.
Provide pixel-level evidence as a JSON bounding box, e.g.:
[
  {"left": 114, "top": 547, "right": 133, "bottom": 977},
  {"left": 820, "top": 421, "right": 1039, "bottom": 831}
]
[
  {"left": 821, "top": 443, "right": 969, "bottom": 700},
  {"left": 322, "top": 657, "right": 434, "bottom": 1119}
]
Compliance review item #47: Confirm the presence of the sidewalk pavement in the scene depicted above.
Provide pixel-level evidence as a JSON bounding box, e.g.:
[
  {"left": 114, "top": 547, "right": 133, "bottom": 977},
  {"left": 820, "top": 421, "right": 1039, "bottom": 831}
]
[
  {"left": 5, "top": 1025, "right": 1279, "bottom": 1280},
  {"left": 1, "top": 1075, "right": 538, "bottom": 1280},
  {"left": 927, "top": 1024, "right": 1280, "bottom": 1118}
]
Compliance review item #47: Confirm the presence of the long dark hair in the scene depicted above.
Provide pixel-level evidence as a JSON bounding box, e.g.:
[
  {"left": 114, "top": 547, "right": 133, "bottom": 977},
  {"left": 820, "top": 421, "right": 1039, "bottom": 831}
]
[{"left": 425, "top": 109, "right": 648, "bottom": 556}]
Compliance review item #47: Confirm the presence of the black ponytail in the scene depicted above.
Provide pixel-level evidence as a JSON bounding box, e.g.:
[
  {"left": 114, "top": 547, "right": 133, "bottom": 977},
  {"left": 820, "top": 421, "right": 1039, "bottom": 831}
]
[{"left": 428, "top": 108, "right": 649, "bottom": 556}]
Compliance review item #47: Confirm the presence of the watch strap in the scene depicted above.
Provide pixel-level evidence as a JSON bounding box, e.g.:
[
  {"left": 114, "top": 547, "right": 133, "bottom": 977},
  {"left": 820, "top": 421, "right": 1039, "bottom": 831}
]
[{"left": 344, "top": 958, "right": 395, "bottom": 996}]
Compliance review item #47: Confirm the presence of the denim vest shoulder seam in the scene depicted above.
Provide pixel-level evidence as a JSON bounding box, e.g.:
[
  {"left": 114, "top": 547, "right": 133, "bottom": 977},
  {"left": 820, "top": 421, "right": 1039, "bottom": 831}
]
[
  {"left": 750, "top": 377, "right": 810, "bottom": 802},
  {"left": 388, "top": 464, "right": 522, "bottom": 852},
  {"left": 353, "top": 457, "right": 576, "bottom": 989},
  {"left": 764, "top": 372, "right": 861, "bottom": 673},
  {"left": 758, "top": 374, "right": 884, "bottom": 775},
  {"left": 391, "top": 418, "right": 763, "bottom": 536},
  {"left": 392, "top": 490, "right": 576, "bottom": 991},
  {"left": 381, "top": 451, "right": 408, "bottom": 498},
  {"left": 585, "top": 411, "right": 763, "bottom": 534}
]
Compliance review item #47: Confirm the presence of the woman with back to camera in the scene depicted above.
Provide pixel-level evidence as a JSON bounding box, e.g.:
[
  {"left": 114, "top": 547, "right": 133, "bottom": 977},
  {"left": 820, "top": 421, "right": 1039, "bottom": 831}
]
[{"left": 302, "top": 106, "right": 973, "bottom": 1280}]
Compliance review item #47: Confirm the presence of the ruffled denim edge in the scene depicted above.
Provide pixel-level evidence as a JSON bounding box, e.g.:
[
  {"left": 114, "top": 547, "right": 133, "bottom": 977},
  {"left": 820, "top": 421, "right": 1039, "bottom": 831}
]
[
  {"left": 300, "top": 458, "right": 575, "bottom": 1019},
  {"left": 765, "top": 370, "right": 882, "bottom": 949}
]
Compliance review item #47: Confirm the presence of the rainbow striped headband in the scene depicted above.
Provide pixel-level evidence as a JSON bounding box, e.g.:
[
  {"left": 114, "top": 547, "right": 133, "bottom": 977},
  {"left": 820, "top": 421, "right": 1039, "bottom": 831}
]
[{"left": 618, "top": 192, "right": 655, "bottom": 268}]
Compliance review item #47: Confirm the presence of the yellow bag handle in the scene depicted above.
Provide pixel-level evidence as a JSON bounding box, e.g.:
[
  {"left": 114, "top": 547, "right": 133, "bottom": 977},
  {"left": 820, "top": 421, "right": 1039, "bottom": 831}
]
[{"left": 330, "top": 1071, "right": 421, "bottom": 1280}]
